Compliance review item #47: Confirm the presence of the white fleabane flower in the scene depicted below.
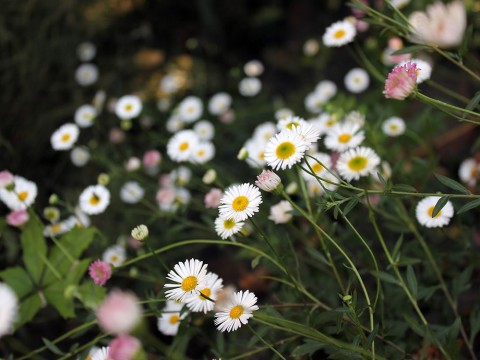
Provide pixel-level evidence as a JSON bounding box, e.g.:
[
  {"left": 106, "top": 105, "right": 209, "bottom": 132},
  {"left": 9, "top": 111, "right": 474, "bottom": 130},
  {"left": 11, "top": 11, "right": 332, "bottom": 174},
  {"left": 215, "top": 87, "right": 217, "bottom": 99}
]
[
  {"left": 164, "top": 259, "right": 209, "bottom": 301},
  {"left": 214, "top": 290, "right": 259, "bottom": 332},
  {"left": 238, "top": 77, "right": 262, "bottom": 97},
  {"left": 193, "top": 120, "right": 215, "bottom": 141},
  {"left": 191, "top": 141, "right": 215, "bottom": 164},
  {"left": 75, "top": 63, "right": 98, "bottom": 86},
  {"left": 185, "top": 272, "right": 224, "bottom": 313},
  {"left": 51, "top": 123, "right": 80, "bottom": 151},
  {"left": 120, "top": 181, "right": 145, "bottom": 204},
  {"left": 208, "top": 92, "right": 232, "bottom": 115},
  {"left": 102, "top": 245, "right": 126, "bottom": 267},
  {"left": 398, "top": 58, "right": 432, "bottom": 83},
  {"left": 268, "top": 200, "right": 293, "bottom": 224},
  {"left": 306, "top": 173, "right": 339, "bottom": 197},
  {"left": 382, "top": 117, "right": 406, "bottom": 137},
  {"left": 0, "top": 176, "right": 38, "bottom": 211},
  {"left": 218, "top": 183, "right": 262, "bottom": 222},
  {"left": 166, "top": 130, "right": 200, "bottom": 162},
  {"left": 159, "top": 74, "right": 182, "bottom": 95},
  {"left": 178, "top": 96, "right": 203, "bottom": 123},
  {"left": 79, "top": 184, "right": 111, "bottom": 215},
  {"left": 76, "top": 42, "right": 96, "bottom": 62},
  {"left": 243, "top": 60, "right": 264, "bottom": 77},
  {"left": 0, "top": 283, "right": 18, "bottom": 338},
  {"left": 459, "top": 158, "right": 479, "bottom": 187},
  {"left": 344, "top": 68, "right": 370, "bottom": 93},
  {"left": 91, "top": 346, "right": 110, "bottom": 360},
  {"left": 157, "top": 300, "right": 187, "bottom": 336},
  {"left": 264, "top": 130, "right": 308, "bottom": 170},
  {"left": 70, "top": 146, "right": 90, "bottom": 167},
  {"left": 74, "top": 104, "right": 97, "bottom": 128},
  {"left": 115, "top": 95, "right": 142, "bottom": 120},
  {"left": 289, "top": 122, "right": 321, "bottom": 150},
  {"left": 302, "top": 152, "right": 332, "bottom": 181},
  {"left": 416, "top": 196, "right": 454, "bottom": 228},
  {"left": 253, "top": 122, "right": 277, "bottom": 143},
  {"left": 244, "top": 139, "right": 267, "bottom": 168},
  {"left": 277, "top": 115, "right": 307, "bottom": 132},
  {"left": 323, "top": 19, "right": 357, "bottom": 47},
  {"left": 315, "top": 80, "right": 338, "bottom": 102},
  {"left": 324, "top": 122, "right": 365, "bottom": 152},
  {"left": 274, "top": 108, "right": 294, "bottom": 121},
  {"left": 214, "top": 216, "right": 244, "bottom": 239},
  {"left": 337, "top": 147, "right": 381, "bottom": 182},
  {"left": 43, "top": 217, "right": 77, "bottom": 237}
]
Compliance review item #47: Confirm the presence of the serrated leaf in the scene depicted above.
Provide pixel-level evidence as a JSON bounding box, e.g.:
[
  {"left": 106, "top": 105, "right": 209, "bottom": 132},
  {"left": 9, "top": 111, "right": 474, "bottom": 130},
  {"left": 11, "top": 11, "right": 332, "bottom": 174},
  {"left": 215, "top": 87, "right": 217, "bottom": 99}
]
[
  {"left": 42, "top": 338, "right": 65, "bottom": 356},
  {"left": 406, "top": 266, "right": 418, "bottom": 300},
  {"left": 432, "top": 196, "right": 450, "bottom": 218},
  {"left": 434, "top": 173, "right": 471, "bottom": 194},
  {"left": 463, "top": 91, "right": 480, "bottom": 119},
  {"left": 457, "top": 198, "right": 480, "bottom": 214},
  {"left": 20, "top": 216, "right": 47, "bottom": 284},
  {"left": 391, "top": 45, "right": 430, "bottom": 55}
]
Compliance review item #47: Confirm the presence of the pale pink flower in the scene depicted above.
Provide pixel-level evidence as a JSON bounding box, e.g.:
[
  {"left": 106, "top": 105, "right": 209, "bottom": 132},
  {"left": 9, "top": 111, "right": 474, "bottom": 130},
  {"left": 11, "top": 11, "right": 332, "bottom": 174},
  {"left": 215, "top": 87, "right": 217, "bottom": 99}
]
[
  {"left": 142, "top": 150, "right": 162, "bottom": 168},
  {"left": 159, "top": 174, "right": 172, "bottom": 188},
  {"left": 255, "top": 170, "right": 282, "bottom": 193},
  {"left": 204, "top": 188, "right": 223, "bottom": 209},
  {"left": 109, "top": 335, "right": 142, "bottom": 360},
  {"left": 127, "top": 236, "right": 144, "bottom": 249},
  {"left": 0, "top": 171, "right": 14, "bottom": 188},
  {"left": 156, "top": 187, "right": 176, "bottom": 206},
  {"left": 268, "top": 200, "right": 293, "bottom": 224},
  {"left": 125, "top": 157, "right": 141, "bottom": 172},
  {"left": 6, "top": 209, "right": 29, "bottom": 227},
  {"left": 383, "top": 62, "right": 417, "bottom": 100},
  {"left": 89, "top": 260, "right": 112, "bottom": 286},
  {"left": 220, "top": 109, "right": 235, "bottom": 124},
  {"left": 96, "top": 290, "right": 142, "bottom": 335},
  {"left": 109, "top": 127, "right": 126, "bottom": 144}
]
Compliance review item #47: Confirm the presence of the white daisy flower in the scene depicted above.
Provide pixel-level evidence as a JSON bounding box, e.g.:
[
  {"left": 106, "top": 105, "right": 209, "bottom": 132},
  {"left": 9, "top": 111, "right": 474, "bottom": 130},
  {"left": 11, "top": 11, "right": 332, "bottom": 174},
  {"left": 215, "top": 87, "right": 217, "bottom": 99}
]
[
  {"left": 73, "top": 206, "right": 91, "bottom": 228},
  {"left": 191, "top": 141, "right": 215, "bottom": 164},
  {"left": 79, "top": 184, "right": 111, "bottom": 215},
  {"left": 115, "top": 95, "right": 142, "bottom": 120},
  {"left": 344, "top": 68, "right": 370, "bottom": 93},
  {"left": 322, "top": 19, "right": 357, "bottom": 47},
  {"left": 243, "top": 60, "right": 264, "bottom": 77},
  {"left": 157, "top": 300, "right": 187, "bottom": 336},
  {"left": 304, "top": 92, "right": 324, "bottom": 114},
  {"left": 102, "top": 245, "right": 126, "bottom": 267},
  {"left": 178, "top": 96, "right": 203, "bottom": 123},
  {"left": 337, "top": 146, "right": 381, "bottom": 182},
  {"left": 416, "top": 196, "right": 454, "bottom": 228},
  {"left": 166, "top": 130, "right": 200, "bottom": 162},
  {"left": 264, "top": 130, "right": 308, "bottom": 171},
  {"left": 303, "top": 38, "right": 320, "bottom": 56},
  {"left": 398, "top": 58, "right": 432, "bottom": 84},
  {"left": 238, "top": 77, "right": 262, "bottom": 97},
  {"left": 51, "top": 123, "right": 80, "bottom": 151},
  {"left": 120, "top": 181, "right": 145, "bottom": 204},
  {"left": 218, "top": 183, "right": 263, "bottom": 222},
  {"left": 0, "top": 283, "right": 18, "bottom": 338},
  {"left": 344, "top": 111, "right": 366, "bottom": 128},
  {"left": 170, "top": 166, "right": 192, "bottom": 186},
  {"left": 310, "top": 112, "right": 339, "bottom": 135},
  {"left": 289, "top": 122, "right": 321, "bottom": 150},
  {"left": 391, "top": 0, "right": 410, "bottom": 8},
  {"left": 208, "top": 92, "right": 232, "bottom": 115},
  {"left": 459, "top": 158, "right": 479, "bottom": 187},
  {"left": 76, "top": 42, "right": 96, "bottom": 62},
  {"left": 164, "top": 258, "right": 209, "bottom": 301},
  {"left": 244, "top": 139, "right": 267, "bottom": 168},
  {"left": 315, "top": 80, "right": 338, "bottom": 101},
  {"left": 75, "top": 63, "right": 98, "bottom": 86},
  {"left": 193, "top": 120, "right": 215, "bottom": 141},
  {"left": 74, "top": 104, "right": 97, "bottom": 128},
  {"left": 324, "top": 122, "right": 365, "bottom": 152},
  {"left": 0, "top": 176, "right": 38, "bottom": 211},
  {"left": 70, "top": 146, "right": 90, "bottom": 167},
  {"left": 274, "top": 108, "right": 294, "bottom": 120},
  {"left": 302, "top": 152, "right": 332, "bottom": 181},
  {"left": 166, "top": 115, "right": 185, "bottom": 133},
  {"left": 214, "top": 216, "right": 245, "bottom": 239},
  {"left": 43, "top": 217, "right": 77, "bottom": 237},
  {"left": 253, "top": 122, "right": 277, "bottom": 143},
  {"left": 185, "top": 272, "right": 224, "bottom": 313},
  {"left": 268, "top": 200, "right": 293, "bottom": 224},
  {"left": 214, "top": 290, "right": 259, "bottom": 332},
  {"left": 382, "top": 117, "right": 406, "bottom": 137},
  {"left": 159, "top": 74, "right": 182, "bottom": 95},
  {"left": 277, "top": 115, "right": 307, "bottom": 132},
  {"left": 90, "top": 346, "right": 110, "bottom": 360}
]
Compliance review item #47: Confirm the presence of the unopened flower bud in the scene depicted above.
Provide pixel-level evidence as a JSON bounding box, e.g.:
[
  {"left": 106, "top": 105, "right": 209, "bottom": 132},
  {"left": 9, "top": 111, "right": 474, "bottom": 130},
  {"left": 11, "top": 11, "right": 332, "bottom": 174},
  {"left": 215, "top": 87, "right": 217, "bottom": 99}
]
[
  {"left": 131, "top": 224, "right": 149, "bottom": 241},
  {"left": 237, "top": 147, "right": 248, "bottom": 161},
  {"left": 49, "top": 194, "right": 59, "bottom": 205},
  {"left": 255, "top": 170, "right": 282, "bottom": 193},
  {"left": 43, "top": 206, "right": 60, "bottom": 223},
  {"left": 285, "top": 182, "right": 298, "bottom": 195},
  {"left": 98, "top": 173, "right": 110, "bottom": 186},
  {"left": 202, "top": 169, "right": 217, "bottom": 184}
]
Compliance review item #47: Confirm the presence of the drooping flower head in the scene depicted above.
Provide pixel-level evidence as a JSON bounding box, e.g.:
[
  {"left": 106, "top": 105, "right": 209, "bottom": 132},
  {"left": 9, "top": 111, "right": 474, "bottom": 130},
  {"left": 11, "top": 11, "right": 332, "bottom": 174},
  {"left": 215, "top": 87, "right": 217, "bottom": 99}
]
[
  {"left": 255, "top": 170, "right": 282, "bottom": 193},
  {"left": 383, "top": 62, "right": 418, "bottom": 100}
]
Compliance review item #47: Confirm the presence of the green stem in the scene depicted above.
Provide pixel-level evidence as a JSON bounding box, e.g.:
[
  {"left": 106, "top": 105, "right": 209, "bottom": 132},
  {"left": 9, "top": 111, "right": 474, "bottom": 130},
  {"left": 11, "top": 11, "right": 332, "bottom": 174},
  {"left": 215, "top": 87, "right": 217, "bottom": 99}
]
[
  {"left": 433, "top": 47, "right": 480, "bottom": 83},
  {"left": 248, "top": 325, "right": 287, "bottom": 360},
  {"left": 416, "top": 92, "right": 480, "bottom": 121}
]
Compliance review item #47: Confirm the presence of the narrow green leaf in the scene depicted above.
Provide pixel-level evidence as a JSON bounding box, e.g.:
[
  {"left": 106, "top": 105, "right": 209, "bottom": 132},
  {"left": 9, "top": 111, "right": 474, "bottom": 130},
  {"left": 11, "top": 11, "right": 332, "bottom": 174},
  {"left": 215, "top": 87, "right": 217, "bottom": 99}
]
[
  {"left": 377, "top": 171, "right": 387, "bottom": 187},
  {"left": 463, "top": 91, "right": 480, "bottom": 119},
  {"left": 391, "top": 45, "right": 430, "bottom": 55},
  {"left": 251, "top": 256, "right": 260, "bottom": 269},
  {"left": 403, "top": 314, "right": 426, "bottom": 337},
  {"left": 391, "top": 184, "right": 417, "bottom": 193},
  {"left": 459, "top": 25, "right": 473, "bottom": 57},
  {"left": 406, "top": 266, "right": 418, "bottom": 300},
  {"left": 367, "top": 323, "right": 379, "bottom": 347},
  {"left": 457, "top": 198, "right": 480, "bottom": 214},
  {"left": 292, "top": 340, "right": 324, "bottom": 356},
  {"left": 392, "top": 234, "right": 403, "bottom": 260},
  {"left": 20, "top": 216, "right": 47, "bottom": 283},
  {"left": 42, "top": 338, "right": 65, "bottom": 356},
  {"left": 434, "top": 173, "right": 471, "bottom": 194},
  {"left": 343, "top": 197, "right": 359, "bottom": 216},
  {"left": 432, "top": 196, "right": 450, "bottom": 218},
  {"left": 370, "top": 270, "right": 398, "bottom": 285}
]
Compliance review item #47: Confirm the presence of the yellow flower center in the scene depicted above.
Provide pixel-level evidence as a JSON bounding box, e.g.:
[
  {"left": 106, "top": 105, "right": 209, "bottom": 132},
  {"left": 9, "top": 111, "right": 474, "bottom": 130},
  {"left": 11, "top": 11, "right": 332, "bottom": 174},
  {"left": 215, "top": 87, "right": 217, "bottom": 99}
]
[
  {"left": 125, "top": 104, "right": 133, "bottom": 111},
  {"left": 389, "top": 124, "right": 398, "bottom": 131},
  {"left": 197, "top": 150, "right": 205, "bottom": 157},
  {"left": 312, "top": 163, "right": 323, "bottom": 173},
  {"left": 223, "top": 218, "right": 236, "bottom": 229},
  {"left": 179, "top": 142, "right": 189, "bottom": 151},
  {"left": 326, "top": 119, "right": 335, "bottom": 127},
  {"left": 89, "top": 194, "right": 100, "bottom": 205},
  {"left": 275, "top": 141, "right": 295, "bottom": 160},
  {"left": 427, "top": 206, "right": 441, "bottom": 218},
  {"left": 232, "top": 195, "right": 249, "bottom": 212},
  {"left": 181, "top": 275, "right": 198, "bottom": 291},
  {"left": 51, "top": 223, "right": 62, "bottom": 234},
  {"left": 334, "top": 29, "right": 346, "bottom": 39},
  {"left": 259, "top": 152, "right": 265, "bottom": 160},
  {"left": 169, "top": 314, "right": 180, "bottom": 324},
  {"left": 229, "top": 305, "right": 244, "bottom": 319},
  {"left": 110, "top": 255, "right": 119, "bottom": 263},
  {"left": 199, "top": 287, "right": 211, "bottom": 301},
  {"left": 61, "top": 133, "right": 71, "bottom": 142},
  {"left": 347, "top": 156, "right": 368, "bottom": 171},
  {"left": 18, "top": 191, "right": 28, "bottom": 201},
  {"left": 338, "top": 133, "right": 351, "bottom": 143},
  {"left": 286, "top": 122, "right": 299, "bottom": 130}
]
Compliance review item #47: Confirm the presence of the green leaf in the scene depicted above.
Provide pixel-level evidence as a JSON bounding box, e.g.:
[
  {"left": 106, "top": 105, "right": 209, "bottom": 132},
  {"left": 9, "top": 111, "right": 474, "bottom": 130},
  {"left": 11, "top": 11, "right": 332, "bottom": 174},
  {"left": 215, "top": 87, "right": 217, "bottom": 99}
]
[
  {"left": 343, "top": 197, "right": 359, "bottom": 216},
  {"left": 16, "top": 292, "right": 43, "bottom": 329},
  {"left": 391, "top": 45, "right": 430, "bottom": 55},
  {"left": 457, "top": 198, "right": 480, "bottom": 214},
  {"left": 305, "top": 247, "right": 330, "bottom": 267},
  {"left": 392, "top": 234, "right": 403, "bottom": 260},
  {"left": 463, "top": 90, "right": 480, "bottom": 119},
  {"left": 434, "top": 173, "right": 471, "bottom": 194},
  {"left": 42, "top": 338, "right": 65, "bottom": 356},
  {"left": 469, "top": 308, "right": 480, "bottom": 345},
  {"left": 403, "top": 314, "right": 426, "bottom": 337},
  {"left": 77, "top": 281, "right": 106, "bottom": 310},
  {"left": 251, "top": 256, "right": 260, "bottom": 269},
  {"left": 406, "top": 266, "right": 418, "bottom": 300},
  {"left": 417, "top": 285, "right": 441, "bottom": 301},
  {"left": 452, "top": 266, "right": 473, "bottom": 298},
  {"left": 376, "top": 171, "right": 387, "bottom": 187},
  {"left": 459, "top": 25, "right": 474, "bottom": 57},
  {"left": 431, "top": 196, "right": 450, "bottom": 218},
  {"left": 20, "top": 216, "right": 47, "bottom": 284},
  {"left": 292, "top": 340, "right": 324, "bottom": 356},
  {"left": 0, "top": 267, "right": 35, "bottom": 299},
  {"left": 391, "top": 184, "right": 417, "bottom": 193},
  {"left": 370, "top": 270, "right": 398, "bottom": 285}
]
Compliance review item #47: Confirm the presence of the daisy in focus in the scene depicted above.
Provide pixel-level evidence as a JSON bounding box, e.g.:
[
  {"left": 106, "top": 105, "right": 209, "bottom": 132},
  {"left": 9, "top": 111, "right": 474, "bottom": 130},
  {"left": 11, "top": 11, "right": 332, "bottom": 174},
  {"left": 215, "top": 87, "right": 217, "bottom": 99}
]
[
  {"left": 218, "top": 183, "right": 262, "bottom": 222},
  {"left": 90, "top": 346, "right": 109, "bottom": 360},
  {"left": 264, "top": 130, "right": 308, "bottom": 171},
  {"left": 79, "top": 184, "right": 111, "bottom": 215},
  {"left": 185, "top": 272, "right": 223, "bottom": 313},
  {"left": 157, "top": 300, "right": 187, "bottom": 336},
  {"left": 415, "top": 196, "right": 454, "bottom": 228},
  {"left": 336, "top": 146, "right": 381, "bottom": 182},
  {"left": 51, "top": 123, "right": 80, "bottom": 151},
  {"left": 214, "top": 290, "right": 259, "bottom": 332},
  {"left": 164, "top": 258, "right": 209, "bottom": 301},
  {"left": 323, "top": 19, "right": 357, "bottom": 47}
]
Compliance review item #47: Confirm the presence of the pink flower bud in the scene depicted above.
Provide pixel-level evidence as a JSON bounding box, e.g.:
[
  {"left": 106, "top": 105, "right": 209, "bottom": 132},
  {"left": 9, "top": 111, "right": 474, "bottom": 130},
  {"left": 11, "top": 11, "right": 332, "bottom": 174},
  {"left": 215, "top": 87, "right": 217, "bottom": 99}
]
[
  {"left": 89, "top": 260, "right": 112, "bottom": 286},
  {"left": 0, "top": 171, "right": 14, "bottom": 188},
  {"left": 383, "top": 62, "right": 417, "bottom": 100},
  {"left": 142, "top": 150, "right": 161, "bottom": 168},
  {"left": 255, "top": 170, "right": 282, "bottom": 193},
  {"left": 6, "top": 209, "right": 29, "bottom": 227},
  {"left": 109, "top": 335, "right": 142, "bottom": 360},
  {"left": 204, "top": 188, "right": 223, "bottom": 209}
]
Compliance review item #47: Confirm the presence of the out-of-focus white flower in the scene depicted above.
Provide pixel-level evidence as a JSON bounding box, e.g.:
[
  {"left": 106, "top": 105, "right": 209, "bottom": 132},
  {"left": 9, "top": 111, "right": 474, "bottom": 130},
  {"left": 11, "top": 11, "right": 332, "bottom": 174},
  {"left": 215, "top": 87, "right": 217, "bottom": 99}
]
[
  {"left": 178, "top": 96, "right": 203, "bottom": 123},
  {"left": 70, "top": 146, "right": 90, "bottom": 167},
  {"left": 75, "top": 63, "right": 98, "bottom": 86},
  {"left": 398, "top": 58, "right": 432, "bottom": 84},
  {"left": 344, "top": 68, "right": 370, "bottom": 93},
  {"left": 0, "top": 283, "right": 18, "bottom": 338},
  {"left": 115, "top": 95, "right": 142, "bottom": 120},
  {"left": 120, "top": 182, "right": 145, "bottom": 204},
  {"left": 51, "top": 123, "right": 79, "bottom": 151},
  {"left": 382, "top": 117, "right": 406, "bottom": 137},
  {"left": 77, "top": 42, "right": 96, "bottom": 62},
  {"left": 416, "top": 196, "right": 454, "bottom": 228},
  {"left": 208, "top": 92, "right": 232, "bottom": 115},
  {"left": 268, "top": 200, "right": 293, "bottom": 224},
  {"left": 243, "top": 60, "right": 264, "bottom": 77},
  {"left": 323, "top": 19, "right": 357, "bottom": 47},
  {"left": 0, "top": 176, "right": 38, "bottom": 211},
  {"left": 238, "top": 77, "right": 262, "bottom": 97}
]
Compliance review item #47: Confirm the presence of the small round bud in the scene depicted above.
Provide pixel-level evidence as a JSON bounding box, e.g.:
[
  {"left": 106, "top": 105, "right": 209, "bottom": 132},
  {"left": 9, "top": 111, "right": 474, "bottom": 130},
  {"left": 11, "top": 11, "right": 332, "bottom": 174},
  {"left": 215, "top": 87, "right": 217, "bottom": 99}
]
[
  {"left": 237, "top": 147, "right": 248, "bottom": 161},
  {"left": 120, "top": 120, "right": 133, "bottom": 131},
  {"left": 49, "top": 194, "right": 59, "bottom": 205},
  {"left": 129, "top": 267, "right": 139, "bottom": 278},
  {"left": 97, "top": 173, "right": 110, "bottom": 186},
  {"left": 43, "top": 206, "right": 60, "bottom": 223},
  {"left": 131, "top": 224, "right": 149, "bottom": 241},
  {"left": 285, "top": 182, "right": 298, "bottom": 195},
  {"left": 202, "top": 169, "right": 217, "bottom": 184}
]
